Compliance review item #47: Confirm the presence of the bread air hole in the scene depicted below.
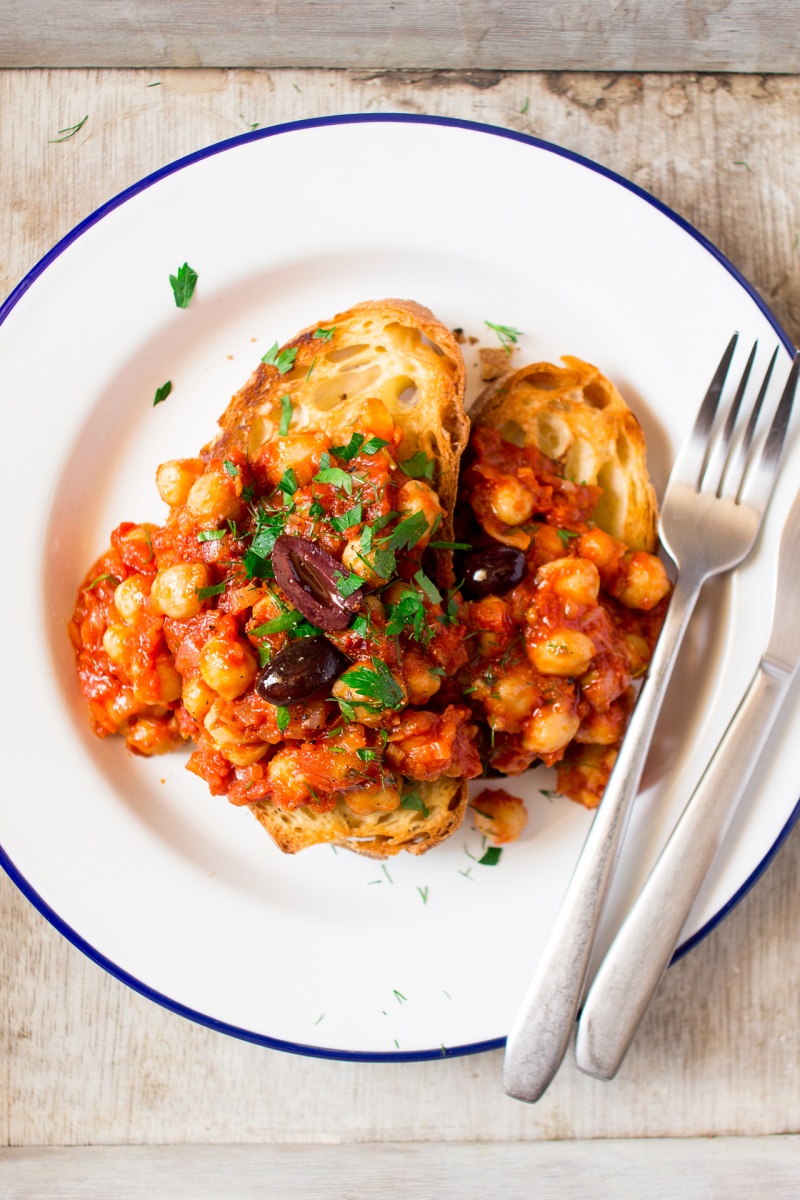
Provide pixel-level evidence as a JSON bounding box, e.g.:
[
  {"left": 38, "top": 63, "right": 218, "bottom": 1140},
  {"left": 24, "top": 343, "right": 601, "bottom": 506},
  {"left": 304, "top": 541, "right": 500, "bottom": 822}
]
[
  {"left": 524, "top": 370, "right": 560, "bottom": 391},
  {"left": 306, "top": 364, "right": 382, "bottom": 410},
  {"left": 584, "top": 380, "right": 612, "bottom": 410},
  {"left": 382, "top": 375, "right": 419, "bottom": 412},
  {"left": 326, "top": 344, "right": 369, "bottom": 363}
]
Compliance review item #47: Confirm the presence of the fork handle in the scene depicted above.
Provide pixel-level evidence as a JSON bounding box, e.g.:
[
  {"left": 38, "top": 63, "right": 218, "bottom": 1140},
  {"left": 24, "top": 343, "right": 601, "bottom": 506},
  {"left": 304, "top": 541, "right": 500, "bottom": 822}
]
[
  {"left": 575, "top": 657, "right": 792, "bottom": 1080},
  {"left": 503, "top": 569, "right": 702, "bottom": 1102}
]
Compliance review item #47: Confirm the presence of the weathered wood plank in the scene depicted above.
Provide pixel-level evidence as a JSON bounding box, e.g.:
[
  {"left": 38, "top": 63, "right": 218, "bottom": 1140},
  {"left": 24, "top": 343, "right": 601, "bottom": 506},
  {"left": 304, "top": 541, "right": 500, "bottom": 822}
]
[
  {"left": 2, "top": 1, "right": 800, "bottom": 72},
  {"left": 1, "top": 68, "right": 799, "bottom": 1148},
  {"left": 2, "top": 1139, "right": 800, "bottom": 1199}
]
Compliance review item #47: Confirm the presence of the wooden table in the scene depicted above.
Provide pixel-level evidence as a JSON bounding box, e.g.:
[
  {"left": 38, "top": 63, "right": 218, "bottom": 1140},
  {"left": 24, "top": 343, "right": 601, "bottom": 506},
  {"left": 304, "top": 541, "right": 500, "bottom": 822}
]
[{"left": 1, "top": 67, "right": 799, "bottom": 1196}]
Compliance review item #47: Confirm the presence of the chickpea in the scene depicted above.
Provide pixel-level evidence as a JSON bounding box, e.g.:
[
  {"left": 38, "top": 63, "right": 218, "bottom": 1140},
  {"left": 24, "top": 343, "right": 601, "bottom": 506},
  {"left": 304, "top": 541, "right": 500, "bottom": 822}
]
[
  {"left": 402, "top": 648, "right": 442, "bottom": 705},
  {"left": 488, "top": 475, "right": 535, "bottom": 527},
  {"left": 332, "top": 661, "right": 407, "bottom": 726},
  {"left": 125, "top": 716, "right": 183, "bottom": 757},
  {"left": 199, "top": 636, "right": 258, "bottom": 700},
  {"left": 527, "top": 628, "right": 596, "bottom": 676},
  {"left": 113, "top": 574, "right": 152, "bottom": 626},
  {"left": 470, "top": 789, "right": 528, "bottom": 844},
  {"left": 522, "top": 701, "right": 581, "bottom": 756},
  {"left": 204, "top": 700, "right": 250, "bottom": 747},
  {"left": 615, "top": 552, "right": 671, "bottom": 610},
  {"left": 181, "top": 676, "right": 215, "bottom": 720},
  {"left": 102, "top": 624, "right": 132, "bottom": 664},
  {"left": 257, "top": 432, "right": 330, "bottom": 488},
  {"left": 469, "top": 595, "right": 513, "bottom": 659},
  {"left": 396, "top": 479, "right": 444, "bottom": 543},
  {"left": 341, "top": 533, "right": 387, "bottom": 584},
  {"left": 222, "top": 742, "right": 268, "bottom": 768},
  {"left": 266, "top": 746, "right": 313, "bottom": 807},
  {"left": 473, "top": 660, "right": 541, "bottom": 730},
  {"left": 342, "top": 783, "right": 401, "bottom": 815},
  {"left": 187, "top": 469, "right": 242, "bottom": 523},
  {"left": 151, "top": 562, "right": 212, "bottom": 620},
  {"left": 156, "top": 458, "right": 204, "bottom": 507},
  {"left": 537, "top": 556, "right": 600, "bottom": 610},
  {"left": 577, "top": 527, "right": 625, "bottom": 578}
]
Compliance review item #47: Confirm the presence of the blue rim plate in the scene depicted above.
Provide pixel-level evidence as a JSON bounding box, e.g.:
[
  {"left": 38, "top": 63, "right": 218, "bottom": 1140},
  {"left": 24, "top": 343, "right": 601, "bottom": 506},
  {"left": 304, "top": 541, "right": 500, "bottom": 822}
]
[{"left": 1, "top": 114, "right": 797, "bottom": 1062}]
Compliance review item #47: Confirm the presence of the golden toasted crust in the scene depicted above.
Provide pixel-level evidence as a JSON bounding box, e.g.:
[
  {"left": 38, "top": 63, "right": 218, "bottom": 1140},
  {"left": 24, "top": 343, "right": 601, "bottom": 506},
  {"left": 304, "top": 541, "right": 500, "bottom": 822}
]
[
  {"left": 471, "top": 356, "right": 658, "bottom": 552},
  {"left": 250, "top": 779, "right": 468, "bottom": 858},
  {"left": 209, "top": 298, "right": 468, "bottom": 586},
  {"left": 209, "top": 300, "right": 470, "bottom": 857}
]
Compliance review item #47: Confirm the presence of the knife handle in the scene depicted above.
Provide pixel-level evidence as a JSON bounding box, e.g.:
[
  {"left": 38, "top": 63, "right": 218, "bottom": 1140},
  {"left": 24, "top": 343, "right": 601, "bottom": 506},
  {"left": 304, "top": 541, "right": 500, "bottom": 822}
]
[{"left": 575, "top": 658, "right": 791, "bottom": 1081}]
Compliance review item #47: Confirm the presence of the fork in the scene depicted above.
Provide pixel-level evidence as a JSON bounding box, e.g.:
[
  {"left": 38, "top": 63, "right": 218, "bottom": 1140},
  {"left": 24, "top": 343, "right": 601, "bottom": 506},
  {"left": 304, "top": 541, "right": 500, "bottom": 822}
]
[{"left": 502, "top": 334, "right": 799, "bottom": 1103}]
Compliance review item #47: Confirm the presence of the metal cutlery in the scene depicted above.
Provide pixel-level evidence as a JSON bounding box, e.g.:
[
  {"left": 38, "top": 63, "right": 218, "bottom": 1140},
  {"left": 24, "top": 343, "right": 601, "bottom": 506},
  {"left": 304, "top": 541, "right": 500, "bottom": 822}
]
[
  {"left": 575, "top": 466, "right": 800, "bottom": 1080},
  {"left": 503, "top": 336, "right": 800, "bottom": 1103}
]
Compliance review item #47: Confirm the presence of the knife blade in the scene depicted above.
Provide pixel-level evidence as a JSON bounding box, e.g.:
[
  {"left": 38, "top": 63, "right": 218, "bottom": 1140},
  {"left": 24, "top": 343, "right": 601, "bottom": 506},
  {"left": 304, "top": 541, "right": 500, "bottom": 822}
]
[{"left": 575, "top": 483, "right": 800, "bottom": 1081}]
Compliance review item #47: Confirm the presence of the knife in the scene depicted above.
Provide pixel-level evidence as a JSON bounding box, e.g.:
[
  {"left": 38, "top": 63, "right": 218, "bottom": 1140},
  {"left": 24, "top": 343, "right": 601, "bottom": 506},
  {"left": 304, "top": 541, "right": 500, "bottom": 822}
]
[{"left": 575, "top": 483, "right": 800, "bottom": 1081}]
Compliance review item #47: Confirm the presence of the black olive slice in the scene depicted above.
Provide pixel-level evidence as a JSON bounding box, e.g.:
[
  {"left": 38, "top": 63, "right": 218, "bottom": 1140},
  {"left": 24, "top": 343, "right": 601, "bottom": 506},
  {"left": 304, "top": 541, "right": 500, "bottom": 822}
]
[
  {"left": 256, "top": 636, "right": 350, "bottom": 705},
  {"left": 462, "top": 544, "right": 527, "bottom": 600},
  {"left": 272, "top": 534, "right": 365, "bottom": 632}
]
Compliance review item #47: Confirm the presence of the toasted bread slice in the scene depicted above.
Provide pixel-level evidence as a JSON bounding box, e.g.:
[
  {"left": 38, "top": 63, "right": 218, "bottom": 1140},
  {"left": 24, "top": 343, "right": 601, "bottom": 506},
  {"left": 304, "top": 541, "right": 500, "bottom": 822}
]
[
  {"left": 251, "top": 779, "right": 468, "bottom": 858},
  {"left": 211, "top": 300, "right": 470, "bottom": 857},
  {"left": 210, "top": 298, "right": 468, "bottom": 585},
  {"left": 471, "top": 356, "right": 658, "bottom": 551}
]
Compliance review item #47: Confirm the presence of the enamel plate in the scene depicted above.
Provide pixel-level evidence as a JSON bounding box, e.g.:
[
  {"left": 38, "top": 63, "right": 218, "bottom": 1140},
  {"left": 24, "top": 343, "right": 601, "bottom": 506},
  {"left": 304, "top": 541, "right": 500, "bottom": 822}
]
[{"left": 1, "top": 116, "right": 797, "bottom": 1060}]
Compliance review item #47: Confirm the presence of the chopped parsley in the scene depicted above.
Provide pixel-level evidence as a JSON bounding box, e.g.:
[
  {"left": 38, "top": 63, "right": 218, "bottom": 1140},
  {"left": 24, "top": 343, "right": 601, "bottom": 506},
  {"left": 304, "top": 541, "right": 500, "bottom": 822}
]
[
  {"left": 223, "top": 459, "right": 239, "bottom": 477},
  {"left": 413, "top": 569, "right": 442, "bottom": 605},
  {"left": 399, "top": 450, "right": 434, "bottom": 480},
  {"left": 330, "top": 502, "right": 363, "bottom": 533},
  {"left": 386, "top": 588, "right": 430, "bottom": 644},
  {"left": 339, "top": 658, "right": 405, "bottom": 711},
  {"left": 152, "top": 380, "right": 172, "bottom": 406},
  {"left": 557, "top": 528, "right": 579, "bottom": 545},
  {"left": 278, "top": 467, "right": 299, "bottom": 496},
  {"left": 197, "top": 528, "right": 226, "bottom": 543},
  {"left": 251, "top": 610, "right": 303, "bottom": 636},
  {"left": 314, "top": 456, "right": 354, "bottom": 494},
  {"left": 429, "top": 539, "right": 472, "bottom": 551},
  {"left": 276, "top": 706, "right": 291, "bottom": 732},
  {"left": 485, "top": 320, "right": 523, "bottom": 355},
  {"left": 331, "top": 432, "right": 365, "bottom": 461},
  {"left": 309, "top": 500, "right": 326, "bottom": 518},
  {"left": 381, "top": 510, "right": 429, "bottom": 552},
  {"left": 261, "top": 343, "right": 298, "bottom": 375},
  {"left": 313, "top": 326, "right": 336, "bottom": 340},
  {"left": 357, "top": 748, "right": 379, "bottom": 762},
  {"left": 361, "top": 436, "right": 389, "bottom": 455},
  {"left": 479, "top": 847, "right": 503, "bottom": 866},
  {"left": 196, "top": 581, "right": 226, "bottom": 599},
  {"left": 401, "top": 789, "right": 430, "bottom": 818},
  {"left": 169, "top": 262, "right": 198, "bottom": 308},
  {"left": 278, "top": 394, "right": 293, "bottom": 436},
  {"left": 333, "top": 569, "right": 364, "bottom": 598}
]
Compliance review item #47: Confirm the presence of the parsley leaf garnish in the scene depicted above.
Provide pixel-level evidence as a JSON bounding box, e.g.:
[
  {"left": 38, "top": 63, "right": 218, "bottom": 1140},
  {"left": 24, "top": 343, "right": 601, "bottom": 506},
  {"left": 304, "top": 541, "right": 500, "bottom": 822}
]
[
  {"left": 485, "top": 320, "right": 523, "bottom": 355},
  {"left": 557, "top": 528, "right": 579, "bottom": 545},
  {"left": 413, "top": 569, "right": 442, "bottom": 605},
  {"left": 357, "top": 748, "right": 379, "bottom": 762},
  {"left": 169, "top": 262, "right": 198, "bottom": 308},
  {"left": 400, "top": 451, "right": 434, "bottom": 480},
  {"left": 313, "top": 327, "right": 336, "bottom": 340},
  {"left": 223, "top": 460, "right": 239, "bottom": 477},
  {"left": 276, "top": 706, "right": 290, "bottom": 732},
  {"left": 338, "top": 658, "right": 405, "bottom": 711},
  {"left": 429, "top": 540, "right": 472, "bottom": 551},
  {"left": 401, "top": 789, "right": 430, "bottom": 818},
  {"left": 262, "top": 343, "right": 298, "bottom": 375},
  {"left": 361, "top": 436, "right": 389, "bottom": 456},
  {"left": 479, "top": 847, "right": 503, "bottom": 866},
  {"left": 386, "top": 588, "right": 430, "bottom": 644},
  {"left": 198, "top": 528, "right": 226, "bottom": 542},
  {"left": 86, "top": 573, "right": 120, "bottom": 590},
  {"left": 153, "top": 380, "right": 172, "bottom": 406},
  {"left": 278, "top": 394, "right": 293, "bottom": 436},
  {"left": 334, "top": 569, "right": 365, "bottom": 598},
  {"left": 278, "top": 468, "right": 298, "bottom": 496},
  {"left": 330, "top": 502, "right": 363, "bottom": 533},
  {"left": 381, "top": 510, "right": 430, "bottom": 552},
  {"left": 196, "top": 581, "right": 226, "bottom": 599},
  {"left": 331, "top": 432, "right": 365, "bottom": 461},
  {"left": 314, "top": 463, "right": 354, "bottom": 494},
  {"left": 251, "top": 610, "right": 303, "bottom": 636}
]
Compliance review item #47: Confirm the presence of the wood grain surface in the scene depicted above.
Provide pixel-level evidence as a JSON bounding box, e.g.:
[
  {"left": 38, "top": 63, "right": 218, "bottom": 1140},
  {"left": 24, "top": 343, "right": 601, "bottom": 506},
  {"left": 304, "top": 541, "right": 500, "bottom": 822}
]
[
  {"left": 3, "top": 2, "right": 800, "bottom": 73},
  {"left": 1, "top": 68, "right": 799, "bottom": 1150}
]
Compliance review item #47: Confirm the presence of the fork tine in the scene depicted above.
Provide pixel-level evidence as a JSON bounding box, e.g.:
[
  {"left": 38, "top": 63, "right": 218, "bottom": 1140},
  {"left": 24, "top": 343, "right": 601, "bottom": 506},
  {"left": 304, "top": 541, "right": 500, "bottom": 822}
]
[
  {"left": 672, "top": 332, "right": 738, "bottom": 487},
  {"left": 718, "top": 343, "right": 775, "bottom": 499},
  {"left": 705, "top": 340, "right": 757, "bottom": 494},
  {"left": 739, "top": 350, "right": 800, "bottom": 511}
]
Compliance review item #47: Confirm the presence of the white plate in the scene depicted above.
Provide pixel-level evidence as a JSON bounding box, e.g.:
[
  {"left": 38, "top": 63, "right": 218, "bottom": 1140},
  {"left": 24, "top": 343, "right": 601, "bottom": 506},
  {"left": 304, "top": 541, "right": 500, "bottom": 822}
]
[{"left": 1, "top": 115, "right": 798, "bottom": 1061}]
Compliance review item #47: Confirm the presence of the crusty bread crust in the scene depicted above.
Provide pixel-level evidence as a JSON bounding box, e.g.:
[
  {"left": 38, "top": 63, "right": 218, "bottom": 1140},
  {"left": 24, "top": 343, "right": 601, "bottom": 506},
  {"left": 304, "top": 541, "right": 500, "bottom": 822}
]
[
  {"left": 470, "top": 356, "right": 658, "bottom": 552},
  {"left": 209, "top": 300, "right": 470, "bottom": 857},
  {"left": 251, "top": 779, "right": 468, "bottom": 858}
]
